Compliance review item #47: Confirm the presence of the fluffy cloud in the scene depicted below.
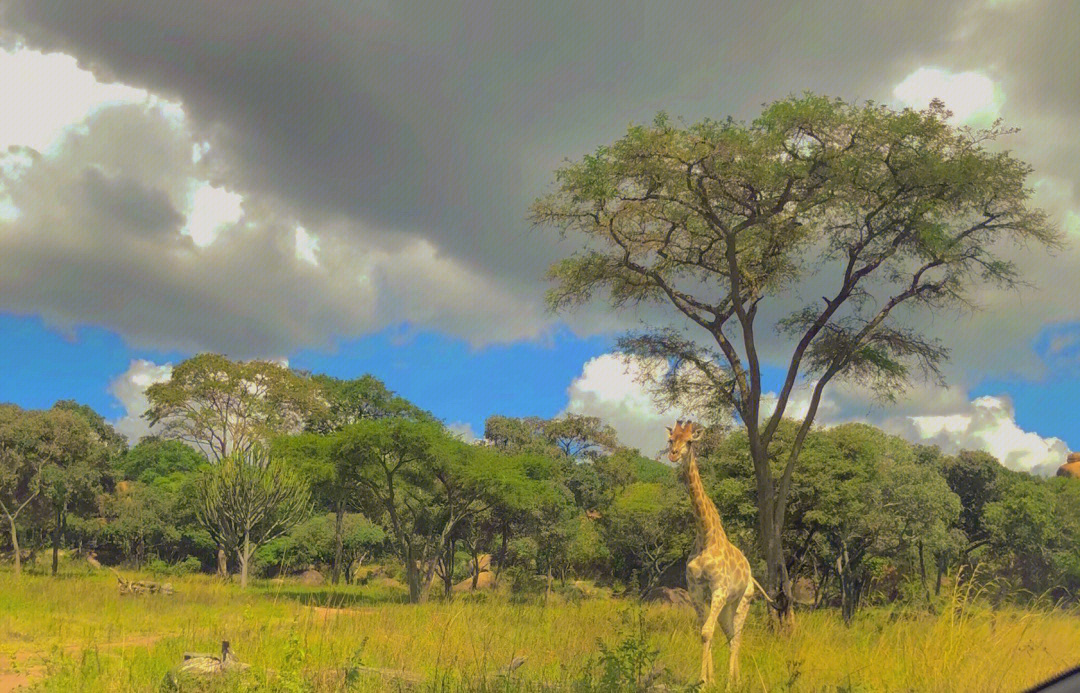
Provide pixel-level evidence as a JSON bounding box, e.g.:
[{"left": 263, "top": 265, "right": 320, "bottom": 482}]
[
  {"left": 107, "top": 358, "right": 172, "bottom": 443},
  {"left": 447, "top": 421, "right": 480, "bottom": 443},
  {"left": 0, "top": 93, "right": 544, "bottom": 355},
  {"left": 566, "top": 353, "right": 1070, "bottom": 475},
  {"left": 563, "top": 354, "right": 674, "bottom": 456}
]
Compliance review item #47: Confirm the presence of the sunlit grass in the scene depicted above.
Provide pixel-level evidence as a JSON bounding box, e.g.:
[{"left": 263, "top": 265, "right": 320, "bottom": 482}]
[{"left": 2, "top": 567, "right": 1078, "bottom": 691}]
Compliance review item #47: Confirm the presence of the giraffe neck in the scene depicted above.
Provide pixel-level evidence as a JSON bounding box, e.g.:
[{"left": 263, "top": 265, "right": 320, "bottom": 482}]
[{"left": 682, "top": 447, "right": 726, "bottom": 546}]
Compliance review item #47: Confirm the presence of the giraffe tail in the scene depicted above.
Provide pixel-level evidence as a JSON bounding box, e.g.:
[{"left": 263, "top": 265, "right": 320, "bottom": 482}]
[{"left": 750, "top": 576, "right": 774, "bottom": 604}]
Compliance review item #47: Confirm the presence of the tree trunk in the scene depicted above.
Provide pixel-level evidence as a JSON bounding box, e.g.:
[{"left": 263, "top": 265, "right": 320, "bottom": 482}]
[
  {"left": 495, "top": 525, "right": 509, "bottom": 581},
  {"left": 471, "top": 543, "right": 481, "bottom": 590},
  {"left": 332, "top": 501, "right": 345, "bottom": 585},
  {"left": 217, "top": 546, "right": 228, "bottom": 578},
  {"left": 443, "top": 538, "right": 455, "bottom": 599},
  {"left": 755, "top": 465, "right": 795, "bottom": 628},
  {"left": 239, "top": 531, "right": 251, "bottom": 589},
  {"left": 51, "top": 506, "right": 63, "bottom": 577},
  {"left": 407, "top": 556, "right": 423, "bottom": 603},
  {"left": 6, "top": 514, "right": 20, "bottom": 578}
]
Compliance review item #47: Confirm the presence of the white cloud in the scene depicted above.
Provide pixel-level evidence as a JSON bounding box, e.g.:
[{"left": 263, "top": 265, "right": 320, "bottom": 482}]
[
  {"left": 902, "top": 395, "right": 1068, "bottom": 475},
  {"left": 563, "top": 353, "right": 674, "bottom": 456},
  {"left": 447, "top": 421, "right": 479, "bottom": 443},
  {"left": 107, "top": 359, "right": 173, "bottom": 443},
  {"left": 182, "top": 182, "right": 244, "bottom": 247},
  {"left": 0, "top": 45, "right": 160, "bottom": 152},
  {"left": 893, "top": 67, "right": 1003, "bottom": 126}
]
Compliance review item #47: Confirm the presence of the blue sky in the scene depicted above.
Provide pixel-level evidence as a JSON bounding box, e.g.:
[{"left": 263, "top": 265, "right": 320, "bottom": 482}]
[
  {"left": 2, "top": 312, "right": 1077, "bottom": 459},
  {"left": 1, "top": 1, "right": 1079, "bottom": 473}
]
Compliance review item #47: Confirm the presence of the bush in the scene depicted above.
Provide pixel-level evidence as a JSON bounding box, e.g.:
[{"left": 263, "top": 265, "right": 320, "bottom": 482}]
[{"left": 147, "top": 556, "right": 203, "bottom": 577}]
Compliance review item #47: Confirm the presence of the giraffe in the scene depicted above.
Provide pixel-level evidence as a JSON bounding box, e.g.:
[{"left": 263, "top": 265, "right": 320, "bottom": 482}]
[{"left": 666, "top": 419, "right": 766, "bottom": 688}]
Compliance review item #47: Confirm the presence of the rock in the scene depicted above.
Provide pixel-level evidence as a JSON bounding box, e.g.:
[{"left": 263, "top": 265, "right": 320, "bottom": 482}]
[
  {"left": 643, "top": 586, "right": 694, "bottom": 608},
  {"left": 162, "top": 641, "right": 248, "bottom": 690},
  {"left": 1057, "top": 452, "right": 1080, "bottom": 478},
  {"left": 792, "top": 577, "right": 817, "bottom": 605},
  {"left": 452, "top": 570, "right": 496, "bottom": 592},
  {"left": 298, "top": 569, "right": 325, "bottom": 586}
]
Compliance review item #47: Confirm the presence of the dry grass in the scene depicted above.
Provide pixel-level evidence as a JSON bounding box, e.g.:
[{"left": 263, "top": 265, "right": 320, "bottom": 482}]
[{"left": 1, "top": 567, "right": 1077, "bottom": 691}]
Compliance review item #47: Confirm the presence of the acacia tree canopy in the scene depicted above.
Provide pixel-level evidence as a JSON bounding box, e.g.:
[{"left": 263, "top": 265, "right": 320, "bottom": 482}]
[
  {"left": 145, "top": 354, "right": 324, "bottom": 462},
  {"left": 533, "top": 94, "right": 1060, "bottom": 618}
]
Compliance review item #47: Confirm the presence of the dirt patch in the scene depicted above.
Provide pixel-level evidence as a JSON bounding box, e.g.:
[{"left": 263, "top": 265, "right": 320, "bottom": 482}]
[
  {"left": 0, "top": 634, "right": 167, "bottom": 691},
  {"left": 308, "top": 605, "right": 376, "bottom": 620}
]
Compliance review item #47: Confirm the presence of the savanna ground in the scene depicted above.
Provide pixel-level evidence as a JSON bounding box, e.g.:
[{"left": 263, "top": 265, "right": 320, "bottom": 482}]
[{"left": 1, "top": 564, "right": 1076, "bottom": 693}]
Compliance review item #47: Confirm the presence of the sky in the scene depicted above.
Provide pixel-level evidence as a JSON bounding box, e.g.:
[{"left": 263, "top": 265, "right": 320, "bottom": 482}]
[{"left": 0, "top": 0, "right": 1078, "bottom": 474}]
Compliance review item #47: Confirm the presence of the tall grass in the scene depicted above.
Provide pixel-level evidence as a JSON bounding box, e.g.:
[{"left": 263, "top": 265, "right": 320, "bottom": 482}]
[{"left": 1, "top": 567, "right": 1077, "bottom": 691}]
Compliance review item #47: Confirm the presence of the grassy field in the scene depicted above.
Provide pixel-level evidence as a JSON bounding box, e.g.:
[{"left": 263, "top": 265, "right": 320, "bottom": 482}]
[{"left": 1, "top": 567, "right": 1077, "bottom": 692}]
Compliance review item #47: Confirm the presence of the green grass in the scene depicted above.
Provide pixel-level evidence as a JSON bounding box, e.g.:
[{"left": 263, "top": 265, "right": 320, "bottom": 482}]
[{"left": 1, "top": 567, "right": 1078, "bottom": 691}]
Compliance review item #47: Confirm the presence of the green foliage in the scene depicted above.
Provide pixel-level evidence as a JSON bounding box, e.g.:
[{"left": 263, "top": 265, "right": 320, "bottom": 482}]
[
  {"left": 258, "top": 512, "right": 385, "bottom": 578},
  {"left": 600, "top": 481, "right": 691, "bottom": 595}
]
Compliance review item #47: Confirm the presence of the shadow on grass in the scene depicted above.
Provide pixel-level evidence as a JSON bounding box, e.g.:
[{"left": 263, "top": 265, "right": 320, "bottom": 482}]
[{"left": 258, "top": 585, "right": 410, "bottom": 609}]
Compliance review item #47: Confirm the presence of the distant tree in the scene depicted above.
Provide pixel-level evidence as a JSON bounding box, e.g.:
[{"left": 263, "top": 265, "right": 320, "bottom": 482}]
[
  {"left": 52, "top": 400, "right": 128, "bottom": 458},
  {"left": 119, "top": 437, "right": 207, "bottom": 484},
  {"left": 15, "top": 409, "right": 110, "bottom": 575},
  {"left": 145, "top": 354, "right": 323, "bottom": 463},
  {"left": 304, "top": 373, "right": 430, "bottom": 434},
  {"left": 0, "top": 405, "right": 39, "bottom": 577},
  {"left": 146, "top": 354, "right": 322, "bottom": 576},
  {"left": 196, "top": 450, "right": 311, "bottom": 588},
  {"left": 260, "top": 513, "right": 385, "bottom": 581},
  {"left": 483, "top": 415, "right": 556, "bottom": 455},
  {"left": 534, "top": 95, "right": 1060, "bottom": 620},
  {"left": 940, "top": 450, "right": 1001, "bottom": 552},
  {"left": 542, "top": 414, "right": 620, "bottom": 459},
  {"left": 601, "top": 481, "right": 691, "bottom": 595},
  {"left": 272, "top": 431, "right": 362, "bottom": 584}
]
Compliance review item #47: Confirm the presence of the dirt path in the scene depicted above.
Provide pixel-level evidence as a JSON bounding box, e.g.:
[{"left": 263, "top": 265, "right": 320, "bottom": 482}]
[{"left": 0, "top": 634, "right": 165, "bottom": 692}]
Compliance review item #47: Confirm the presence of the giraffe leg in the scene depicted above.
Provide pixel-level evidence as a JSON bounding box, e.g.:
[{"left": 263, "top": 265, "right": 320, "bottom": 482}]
[
  {"left": 728, "top": 584, "right": 753, "bottom": 686},
  {"left": 700, "top": 590, "right": 726, "bottom": 686}
]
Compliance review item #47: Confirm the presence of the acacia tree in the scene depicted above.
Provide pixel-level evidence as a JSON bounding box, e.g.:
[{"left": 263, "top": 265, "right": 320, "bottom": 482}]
[
  {"left": 196, "top": 449, "right": 310, "bottom": 588},
  {"left": 532, "top": 95, "right": 1059, "bottom": 621},
  {"left": 145, "top": 354, "right": 322, "bottom": 463}
]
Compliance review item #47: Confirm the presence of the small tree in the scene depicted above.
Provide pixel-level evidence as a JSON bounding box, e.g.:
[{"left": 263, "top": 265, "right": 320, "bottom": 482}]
[
  {"left": 533, "top": 95, "right": 1060, "bottom": 620},
  {"left": 0, "top": 406, "right": 38, "bottom": 577},
  {"left": 196, "top": 450, "right": 310, "bottom": 587}
]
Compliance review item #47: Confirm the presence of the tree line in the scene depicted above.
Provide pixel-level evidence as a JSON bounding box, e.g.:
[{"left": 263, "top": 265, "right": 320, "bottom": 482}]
[{"left": 3, "top": 353, "right": 1078, "bottom": 620}]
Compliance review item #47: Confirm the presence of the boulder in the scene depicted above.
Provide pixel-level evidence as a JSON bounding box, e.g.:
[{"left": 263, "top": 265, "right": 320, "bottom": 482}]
[
  {"left": 791, "top": 577, "right": 817, "bottom": 605},
  {"left": 298, "top": 569, "right": 325, "bottom": 586},
  {"left": 1057, "top": 452, "right": 1080, "bottom": 478},
  {"left": 453, "top": 570, "right": 496, "bottom": 592},
  {"left": 643, "top": 586, "right": 694, "bottom": 608}
]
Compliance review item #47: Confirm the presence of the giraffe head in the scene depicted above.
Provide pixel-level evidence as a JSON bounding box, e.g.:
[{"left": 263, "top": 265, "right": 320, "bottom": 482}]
[{"left": 666, "top": 419, "right": 703, "bottom": 464}]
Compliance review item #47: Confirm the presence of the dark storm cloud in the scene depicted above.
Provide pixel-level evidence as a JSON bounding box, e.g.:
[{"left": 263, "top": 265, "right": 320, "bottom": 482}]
[
  {"left": 0, "top": 0, "right": 962, "bottom": 282},
  {"left": 1, "top": 0, "right": 1078, "bottom": 376},
  {"left": 79, "top": 167, "right": 184, "bottom": 237}
]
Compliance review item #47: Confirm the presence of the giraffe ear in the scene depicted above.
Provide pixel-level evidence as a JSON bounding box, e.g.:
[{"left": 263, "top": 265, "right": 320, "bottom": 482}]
[
  {"left": 665, "top": 426, "right": 673, "bottom": 436},
  {"left": 691, "top": 426, "right": 704, "bottom": 441}
]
